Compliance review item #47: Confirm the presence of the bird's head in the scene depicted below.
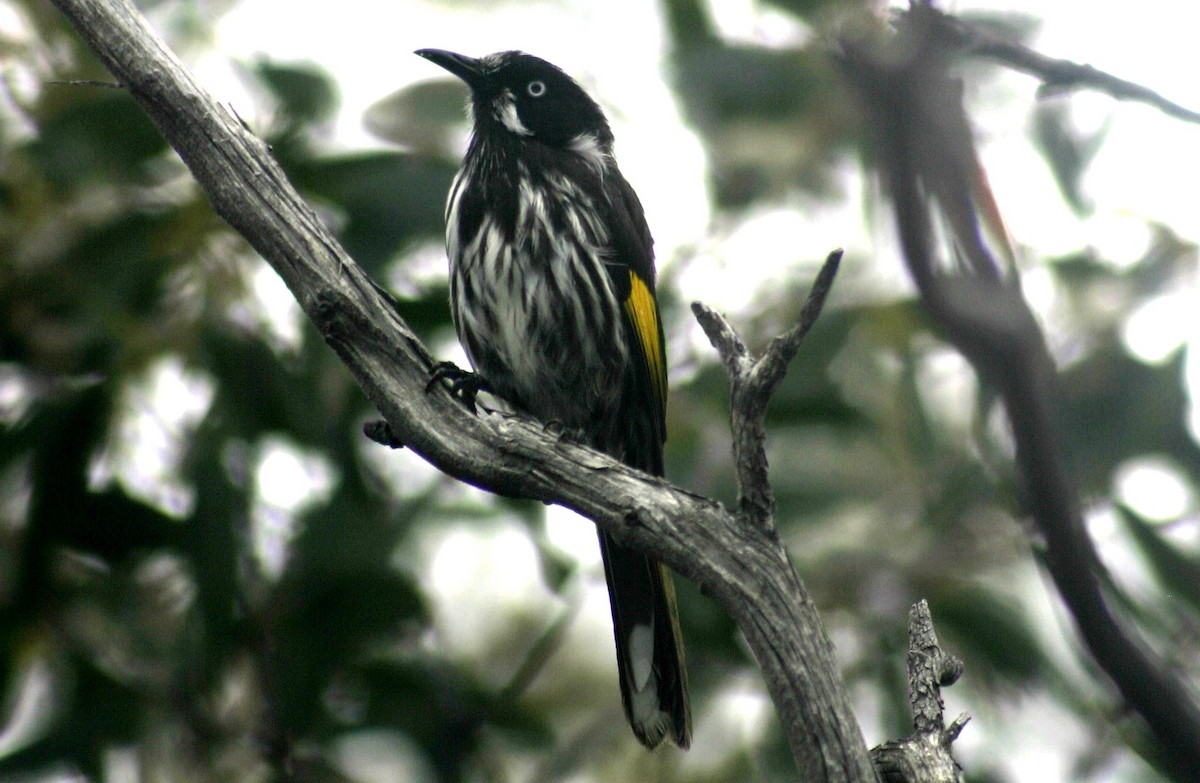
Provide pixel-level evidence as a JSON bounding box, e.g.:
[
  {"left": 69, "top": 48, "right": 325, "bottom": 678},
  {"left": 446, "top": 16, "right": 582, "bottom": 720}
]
[{"left": 416, "top": 49, "right": 614, "bottom": 157}]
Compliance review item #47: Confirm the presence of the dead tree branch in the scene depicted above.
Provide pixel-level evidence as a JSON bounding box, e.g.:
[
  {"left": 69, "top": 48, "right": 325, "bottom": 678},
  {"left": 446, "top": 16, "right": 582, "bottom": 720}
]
[
  {"left": 918, "top": 2, "right": 1200, "bottom": 124},
  {"left": 46, "top": 0, "right": 876, "bottom": 777}
]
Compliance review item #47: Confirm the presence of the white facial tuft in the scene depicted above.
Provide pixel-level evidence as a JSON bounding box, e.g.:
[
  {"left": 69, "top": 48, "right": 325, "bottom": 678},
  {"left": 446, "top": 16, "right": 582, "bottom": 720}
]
[
  {"left": 569, "top": 133, "right": 609, "bottom": 176},
  {"left": 495, "top": 91, "right": 532, "bottom": 136}
]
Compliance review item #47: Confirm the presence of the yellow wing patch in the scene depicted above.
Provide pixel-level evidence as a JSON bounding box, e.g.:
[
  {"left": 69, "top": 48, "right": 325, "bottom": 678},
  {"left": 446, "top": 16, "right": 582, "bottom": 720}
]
[{"left": 623, "top": 270, "right": 667, "bottom": 414}]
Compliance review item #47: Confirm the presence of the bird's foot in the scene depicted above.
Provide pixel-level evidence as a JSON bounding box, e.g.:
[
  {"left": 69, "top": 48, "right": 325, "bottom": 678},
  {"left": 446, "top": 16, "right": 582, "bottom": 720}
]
[{"left": 426, "top": 361, "right": 489, "bottom": 414}]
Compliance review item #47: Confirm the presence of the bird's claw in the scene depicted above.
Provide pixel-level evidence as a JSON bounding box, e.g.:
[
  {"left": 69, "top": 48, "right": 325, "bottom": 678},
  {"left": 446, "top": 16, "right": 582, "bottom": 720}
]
[{"left": 426, "top": 361, "right": 488, "bottom": 414}]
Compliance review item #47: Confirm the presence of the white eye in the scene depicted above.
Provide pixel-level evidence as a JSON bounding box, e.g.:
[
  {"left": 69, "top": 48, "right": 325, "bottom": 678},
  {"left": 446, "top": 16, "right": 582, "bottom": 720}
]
[{"left": 526, "top": 80, "right": 546, "bottom": 97}]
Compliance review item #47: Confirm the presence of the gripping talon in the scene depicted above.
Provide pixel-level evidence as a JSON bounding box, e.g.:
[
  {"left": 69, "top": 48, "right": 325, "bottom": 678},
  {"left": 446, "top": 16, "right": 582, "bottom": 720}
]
[{"left": 427, "top": 361, "right": 488, "bottom": 413}]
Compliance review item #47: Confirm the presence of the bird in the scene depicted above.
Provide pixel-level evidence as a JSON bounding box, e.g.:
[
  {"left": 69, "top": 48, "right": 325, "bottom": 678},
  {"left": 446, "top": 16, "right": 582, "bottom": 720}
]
[{"left": 415, "top": 48, "right": 691, "bottom": 749}]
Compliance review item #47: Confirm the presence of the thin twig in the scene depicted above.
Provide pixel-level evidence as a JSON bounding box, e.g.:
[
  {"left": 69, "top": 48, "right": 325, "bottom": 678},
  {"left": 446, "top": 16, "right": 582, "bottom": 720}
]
[
  {"left": 47, "top": 78, "right": 124, "bottom": 89},
  {"left": 917, "top": 2, "right": 1200, "bottom": 124},
  {"left": 751, "top": 250, "right": 843, "bottom": 396},
  {"left": 690, "top": 303, "right": 749, "bottom": 379},
  {"left": 692, "top": 249, "right": 843, "bottom": 529}
]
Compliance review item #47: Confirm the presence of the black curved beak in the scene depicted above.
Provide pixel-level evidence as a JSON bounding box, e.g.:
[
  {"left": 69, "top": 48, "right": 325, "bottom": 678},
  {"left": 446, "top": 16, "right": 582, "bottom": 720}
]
[{"left": 415, "top": 49, "right": 485, "bottom": 89}]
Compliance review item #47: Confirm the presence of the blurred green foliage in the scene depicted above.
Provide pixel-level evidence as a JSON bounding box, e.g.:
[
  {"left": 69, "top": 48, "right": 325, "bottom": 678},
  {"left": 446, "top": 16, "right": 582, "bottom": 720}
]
[{"left": 1, "top": 1, "right": 1197, "bottom": 782}]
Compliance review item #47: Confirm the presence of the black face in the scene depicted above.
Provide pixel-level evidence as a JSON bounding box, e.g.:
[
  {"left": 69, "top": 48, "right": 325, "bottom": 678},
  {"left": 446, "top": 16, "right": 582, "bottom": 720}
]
[{"left": 416, "top": 49, "right": 612, "bottom": 149}]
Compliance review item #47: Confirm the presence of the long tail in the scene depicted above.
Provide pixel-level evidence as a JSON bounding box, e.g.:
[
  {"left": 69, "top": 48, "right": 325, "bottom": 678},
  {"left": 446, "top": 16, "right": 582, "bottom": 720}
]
[{"left": 598, "top": 531, "right": 691, "bottom": 749}]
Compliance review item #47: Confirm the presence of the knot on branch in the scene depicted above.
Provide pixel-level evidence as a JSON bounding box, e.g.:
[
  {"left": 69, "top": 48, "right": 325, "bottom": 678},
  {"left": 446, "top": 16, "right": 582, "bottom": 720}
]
[
  {"left": 870, "top": 600, "right": 968, "bottom": 783},
  {"left": 312, "top": 288, "right": 351, "bottom": 342}
]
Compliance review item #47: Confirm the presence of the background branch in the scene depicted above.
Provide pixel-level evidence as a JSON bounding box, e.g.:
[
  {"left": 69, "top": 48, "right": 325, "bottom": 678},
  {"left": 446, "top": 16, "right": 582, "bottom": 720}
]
[
  {"left": 918, "top": 2, "right": 1200, "bottom": 124},
  {"left": 46, "top": 0, "right": 877, "bottom": 778},
  {"left": 839, "top": 7, "right": 1200, "bottom": 777}
]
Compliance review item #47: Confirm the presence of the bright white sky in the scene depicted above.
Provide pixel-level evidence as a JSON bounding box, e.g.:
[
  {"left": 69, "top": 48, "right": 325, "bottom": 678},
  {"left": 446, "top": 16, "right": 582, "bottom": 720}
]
[{"left": 164, "top": 1, "right": 1200, "bottom": 780}]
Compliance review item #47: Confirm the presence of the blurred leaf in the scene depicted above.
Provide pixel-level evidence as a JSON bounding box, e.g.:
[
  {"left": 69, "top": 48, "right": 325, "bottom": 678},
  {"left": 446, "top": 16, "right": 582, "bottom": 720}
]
[
  {"left": 253, "top": 60, "right": 339, "bottom": 126},
  {"left": 662, "top": 0, "right": 855, "bottom": 205},
  {"left": 673, "top": 572, "right": 744, "bottom": 667},
  {"left": 929, "top": 587, "right": 1046, "bottom": 686},
  {"left": 364, "top": 78, "right": 469, "bottom": 156},
  {"left": 356, "top": 659, "right": 552, "bottom": 777},
  {"left": 1059, "top": 348, "right": 1200, "bottom": 496},
  {"left": 1032, "top": 101, "right": 1107, "bottom": 215},
  {"left": 296, "top": 486, "right": 407, "bottom": 577},
  {"left": 387, "top": 281, "right": 455, "bottom": 337},
  {"left": 1116, "top": 505, "right": 1200, "bottom": 614},
  {"left": 18, "top": 382, "right": 113, "bottom": 614},
  {"left": 289, "top": 152, "right": 456, "bottom": 271},
  {"left": 59, "top": 487, "right": 186, "bottom": 559},
  {"left": 265, "top": 567, "right": 427, "bottom": 737},
  {"left": 956, "top": 10, "right": 1042, "bottom": 43},
  {"left": 200, "top": 324, "right": 328, "bottom": 444},
  {"left": 764, "top": 303, "right": 893, "bottom": 425},
  {"left": 0, "top": 661, "right": 140, "bottom": 779},
  {"left": 532, "top": 534, "right": 576, "bottom": 594},
  {"left": 761, "top": 0, "right": 867, "bottom": 21},
  {"left": 61, "top": 211, "right": 183, "bottom": 318},
  {"left": 26, "top": 90, "right": 168, "bottom": 191},
  {"left": 183, "top": 422, "right": 247, "bottom": 687}
]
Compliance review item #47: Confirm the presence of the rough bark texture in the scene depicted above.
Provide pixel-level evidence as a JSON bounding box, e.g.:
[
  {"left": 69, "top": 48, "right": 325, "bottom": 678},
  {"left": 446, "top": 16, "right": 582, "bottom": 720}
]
[
  {"left": 870, "top": 601, "right": 968, "bottom": 783},
  {"left": 47, "top": 0, "right": 878, "bottom": 778}
]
